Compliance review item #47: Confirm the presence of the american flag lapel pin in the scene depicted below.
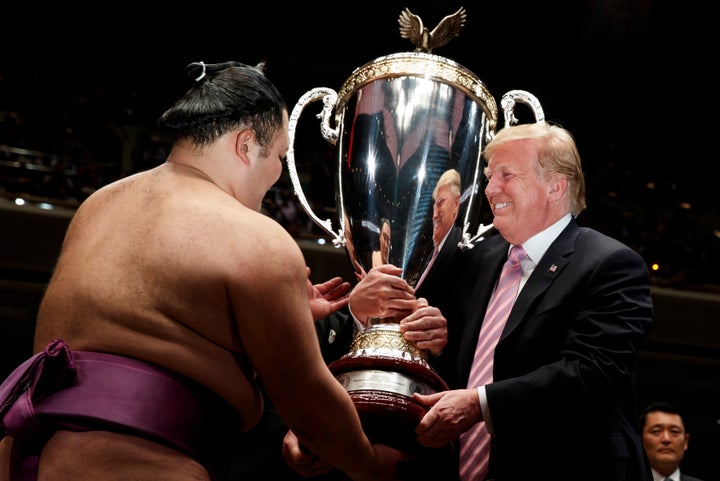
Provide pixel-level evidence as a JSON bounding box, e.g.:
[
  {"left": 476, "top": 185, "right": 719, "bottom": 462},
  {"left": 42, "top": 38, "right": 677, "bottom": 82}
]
[{"left": 549, "top": 264, "right": 558, "bottom": 273}]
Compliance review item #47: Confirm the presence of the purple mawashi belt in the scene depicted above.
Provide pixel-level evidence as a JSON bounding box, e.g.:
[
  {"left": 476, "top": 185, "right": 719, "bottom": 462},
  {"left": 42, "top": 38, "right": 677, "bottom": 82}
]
[{"left": 0, "top": 339, "right": 242, "bottom": 481}]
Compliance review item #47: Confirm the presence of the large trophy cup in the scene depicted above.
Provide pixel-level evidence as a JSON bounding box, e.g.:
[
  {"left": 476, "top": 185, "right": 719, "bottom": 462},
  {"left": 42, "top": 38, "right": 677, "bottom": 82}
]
[{"left": 286, "top": 7, "right": 544, "bottom": 477}]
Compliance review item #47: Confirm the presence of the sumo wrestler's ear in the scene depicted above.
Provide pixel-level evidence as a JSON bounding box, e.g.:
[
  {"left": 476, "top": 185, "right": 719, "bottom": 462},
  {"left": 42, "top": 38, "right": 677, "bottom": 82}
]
[{"left": 235, "top": 129, "right": 254, "bottom": 164}]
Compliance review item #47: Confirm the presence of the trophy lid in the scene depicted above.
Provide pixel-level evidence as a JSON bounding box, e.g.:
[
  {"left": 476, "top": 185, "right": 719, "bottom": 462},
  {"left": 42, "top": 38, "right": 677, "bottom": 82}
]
[{"left": 335, "top": 7, "right": 498, "bottom": 131}]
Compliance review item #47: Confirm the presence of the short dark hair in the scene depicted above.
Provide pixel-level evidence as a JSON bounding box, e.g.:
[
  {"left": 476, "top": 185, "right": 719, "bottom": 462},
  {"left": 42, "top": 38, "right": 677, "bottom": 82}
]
[
  {"left": 158, "top": 60, "right": 287, "bottom": 149},
  {"left": 639, "top": 401, "right": 684, "bottom": 429}
]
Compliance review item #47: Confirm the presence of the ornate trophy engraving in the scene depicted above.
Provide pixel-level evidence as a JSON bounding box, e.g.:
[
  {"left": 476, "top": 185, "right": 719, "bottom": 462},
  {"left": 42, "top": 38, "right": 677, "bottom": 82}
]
[{"left": 285, "top": 7, "right": 544, "bottom": 475}]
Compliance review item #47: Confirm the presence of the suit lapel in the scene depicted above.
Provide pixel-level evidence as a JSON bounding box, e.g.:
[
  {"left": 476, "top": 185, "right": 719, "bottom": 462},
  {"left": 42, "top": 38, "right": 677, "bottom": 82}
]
[
  {"left": 500, "top": 222, "right": 578, "bottom": 340},
  {"left": 417, "top": 226, "right": 462, "bottom": 294}
]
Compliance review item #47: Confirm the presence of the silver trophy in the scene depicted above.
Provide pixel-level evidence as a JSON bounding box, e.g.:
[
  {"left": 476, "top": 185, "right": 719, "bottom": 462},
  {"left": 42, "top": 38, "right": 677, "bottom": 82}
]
[
  {"left": 287, "top": 7, "right": 544, "bottom": 288},
  {"left": 285, "top": 7, "right": 544, "bottom": 472}
]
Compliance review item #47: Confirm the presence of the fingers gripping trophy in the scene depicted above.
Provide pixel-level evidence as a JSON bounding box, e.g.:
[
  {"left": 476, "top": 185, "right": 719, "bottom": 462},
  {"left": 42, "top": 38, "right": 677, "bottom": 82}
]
[{"left": 286, "top": 6, "right": 544, "bottom": 476}]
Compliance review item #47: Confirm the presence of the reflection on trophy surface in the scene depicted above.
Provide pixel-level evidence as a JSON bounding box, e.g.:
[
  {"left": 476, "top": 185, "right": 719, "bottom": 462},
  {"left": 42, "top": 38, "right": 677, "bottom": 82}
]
[
  {"left": 337, "top": 72, "right": 488, "bottom": 288},
  {"left": 285, "top": 6, "right": 544, "bottom": 475}
]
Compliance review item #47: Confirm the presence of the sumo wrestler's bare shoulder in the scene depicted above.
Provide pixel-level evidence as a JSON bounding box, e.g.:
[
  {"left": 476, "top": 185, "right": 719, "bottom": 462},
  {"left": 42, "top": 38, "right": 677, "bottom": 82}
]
[{"left": 227, "top": 207, "right": 307, "bottom": 277}]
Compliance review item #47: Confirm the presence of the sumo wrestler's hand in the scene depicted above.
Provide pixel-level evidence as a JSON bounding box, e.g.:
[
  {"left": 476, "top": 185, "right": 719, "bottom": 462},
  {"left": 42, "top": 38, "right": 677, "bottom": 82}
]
[{"left": 306, "top": 267, "right": 351, "bottom": 321}]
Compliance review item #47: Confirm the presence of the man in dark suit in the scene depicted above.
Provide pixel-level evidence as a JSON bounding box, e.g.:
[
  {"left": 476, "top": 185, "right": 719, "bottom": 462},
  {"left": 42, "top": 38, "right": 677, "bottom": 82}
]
[
  {"left": 640, "top": 401, "right": 706, "bottom": 481},
  {"left": 413, "top": 121, "right": 654, "bottom": 481},
  {"left": 412, "top": 168, "right": 472, "bottom": 389}
]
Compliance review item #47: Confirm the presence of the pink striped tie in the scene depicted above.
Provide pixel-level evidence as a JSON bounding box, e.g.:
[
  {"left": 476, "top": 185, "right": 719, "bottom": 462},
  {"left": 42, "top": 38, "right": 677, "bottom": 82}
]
[{"left": 458, "top": 245, "right": 527, "bottom": 481}]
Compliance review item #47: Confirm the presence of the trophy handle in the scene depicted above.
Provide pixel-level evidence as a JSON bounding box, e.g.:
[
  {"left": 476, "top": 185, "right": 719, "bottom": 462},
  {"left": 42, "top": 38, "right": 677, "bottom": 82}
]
[
  {"left": 286, "top": 87, "right": 345, "bottom": 247},
  {"left": 500, "top": 89, "right": 545, "bottom": 127},
  {"left": 460, "top": 223, "right": 496, "bottom": 249}
]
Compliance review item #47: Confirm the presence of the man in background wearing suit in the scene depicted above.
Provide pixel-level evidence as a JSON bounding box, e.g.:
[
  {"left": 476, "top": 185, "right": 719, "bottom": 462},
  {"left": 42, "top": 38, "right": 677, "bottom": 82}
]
[
  {"left": 640, "top": 401, "right": 706, "bottom": 481},
  {"left": 413, "top": 121, "right": 654, "bottom": 481}
]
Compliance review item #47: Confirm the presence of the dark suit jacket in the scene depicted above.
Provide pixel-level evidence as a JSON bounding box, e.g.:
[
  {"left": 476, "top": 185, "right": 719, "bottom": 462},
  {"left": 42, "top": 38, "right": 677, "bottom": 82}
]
[
  {"left": 416, "top": 225, "right": 473, "bottom": 389},
  {"left": 456, "top": 219, "right": 654, "bottom": 481},
  {"left": 680, "top": 472, "right": 703, "bottom": 481},
  {"left": 680, "top": 473, "right": 706, "bottom": 481}
]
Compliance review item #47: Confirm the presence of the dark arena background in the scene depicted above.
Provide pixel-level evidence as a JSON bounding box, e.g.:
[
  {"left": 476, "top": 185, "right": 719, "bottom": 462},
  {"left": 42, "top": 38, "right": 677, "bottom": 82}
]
[{"left": 1, "top": 2, "right": 718, "bottom": 479}]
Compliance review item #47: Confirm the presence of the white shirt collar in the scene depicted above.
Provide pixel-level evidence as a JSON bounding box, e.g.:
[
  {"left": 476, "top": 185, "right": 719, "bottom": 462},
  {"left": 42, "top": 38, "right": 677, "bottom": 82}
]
[
  {"left": 651, "top": 467, "right": 681, "bottom": 481},
  {"left": 521, "top": 213, "right": 571, "bottom": 266}
]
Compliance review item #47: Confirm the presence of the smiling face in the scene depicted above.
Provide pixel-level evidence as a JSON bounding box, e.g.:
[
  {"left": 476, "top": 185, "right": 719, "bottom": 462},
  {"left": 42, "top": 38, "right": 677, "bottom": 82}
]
[
  {"left": 642, "top": 410, "right": 690, "bottom": 476},
  {"left": 484, "top": 138, "right": 567, "bottom": 245},
  {"left": 432, "top": 183, "right": 460, "bottom": 247}
]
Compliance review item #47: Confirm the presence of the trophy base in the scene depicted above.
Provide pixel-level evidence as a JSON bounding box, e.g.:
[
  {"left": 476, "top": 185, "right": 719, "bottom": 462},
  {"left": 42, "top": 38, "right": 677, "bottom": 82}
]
[
  {"left": 349, "top": 389, "right": 427, "bottom": 448},
  {"left": 328, "top": 324, "right": 456, "bottom": 479},
  {"left": 345, "top": 389, "right": 457, "bottom": 481}
]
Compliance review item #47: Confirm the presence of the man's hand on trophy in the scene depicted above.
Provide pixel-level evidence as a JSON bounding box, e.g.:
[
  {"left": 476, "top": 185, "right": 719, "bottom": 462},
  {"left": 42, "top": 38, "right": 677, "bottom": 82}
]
[
  {"left": 399, "top": 298, "right": 448, "bottom": 356},
  {"left": 306, "top": 267, "right": 352, "bottom": 321},
  {"left": 348, "top": 264, "right": 417, "bottom": 325},
  {"left": 412, "top": 388, "right": 482, "bottom": 449}
]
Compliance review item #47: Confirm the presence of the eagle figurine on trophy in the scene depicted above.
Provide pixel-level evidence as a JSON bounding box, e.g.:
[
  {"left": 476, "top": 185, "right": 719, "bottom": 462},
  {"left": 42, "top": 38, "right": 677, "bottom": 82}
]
[{"left": 398, "top": 6, "right": 467, "bottom": 53}]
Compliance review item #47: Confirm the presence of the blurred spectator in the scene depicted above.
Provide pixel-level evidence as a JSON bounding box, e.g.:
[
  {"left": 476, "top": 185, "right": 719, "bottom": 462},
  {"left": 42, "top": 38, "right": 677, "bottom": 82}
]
[{"left": 640, "top": 401, "right": 705, "bottom": 481}]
